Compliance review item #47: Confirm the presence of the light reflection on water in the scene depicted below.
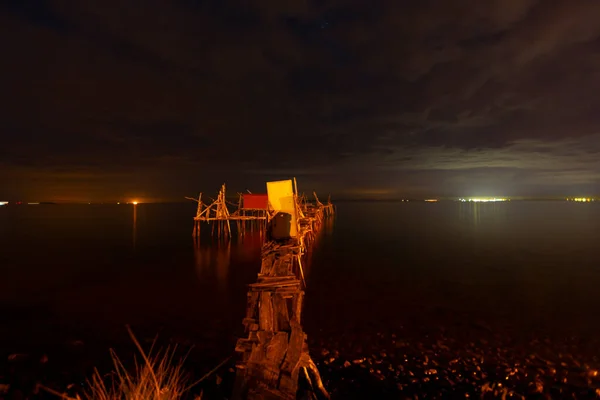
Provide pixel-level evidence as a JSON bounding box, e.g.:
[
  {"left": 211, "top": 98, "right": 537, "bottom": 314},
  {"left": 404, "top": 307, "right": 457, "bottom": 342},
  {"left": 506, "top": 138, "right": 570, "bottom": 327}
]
[
  {"left": 193, "top": 239, "right": 231, "bottom": 291},
  {"left": 1, "top": 201, "right": 599, "bottom": 344},
  {"left": 132, "top": 204, "right": 137, "bottom": 248},
  {"left": 457, "top": 201, "right": 509, "bottom": 227}
]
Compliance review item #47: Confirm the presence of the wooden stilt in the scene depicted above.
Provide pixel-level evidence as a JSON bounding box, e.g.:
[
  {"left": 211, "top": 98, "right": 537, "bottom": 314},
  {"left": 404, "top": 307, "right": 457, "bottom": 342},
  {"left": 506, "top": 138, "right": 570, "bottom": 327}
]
[{"left": 187, "top": 184, "right": 332, "bottom": 246}]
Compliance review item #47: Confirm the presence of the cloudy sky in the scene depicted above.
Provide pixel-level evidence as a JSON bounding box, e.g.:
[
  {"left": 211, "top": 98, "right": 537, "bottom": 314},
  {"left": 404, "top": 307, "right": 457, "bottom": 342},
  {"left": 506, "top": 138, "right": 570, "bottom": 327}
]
[{"left": 1, "top": 0, "right": 600, "bottom": 201}]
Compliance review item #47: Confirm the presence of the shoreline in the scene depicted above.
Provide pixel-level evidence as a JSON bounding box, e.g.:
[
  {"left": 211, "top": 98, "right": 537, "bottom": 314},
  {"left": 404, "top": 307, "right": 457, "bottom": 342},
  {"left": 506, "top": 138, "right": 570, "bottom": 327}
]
[{"left": 2, "top": 319, "right": 599, "bottom": 399}]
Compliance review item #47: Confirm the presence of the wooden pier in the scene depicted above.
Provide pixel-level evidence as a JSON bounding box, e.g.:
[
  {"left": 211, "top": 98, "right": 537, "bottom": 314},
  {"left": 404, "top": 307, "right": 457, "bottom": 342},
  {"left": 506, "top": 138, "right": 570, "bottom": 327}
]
[
  {"left": 187, "top": 184, "right": 268, "bottom": 239},
  {"left": 188, "top": 184, "right": 334, "bottom": 241},
  {"left": 232, "top": 179, "right": 333, "bottom": 400}
]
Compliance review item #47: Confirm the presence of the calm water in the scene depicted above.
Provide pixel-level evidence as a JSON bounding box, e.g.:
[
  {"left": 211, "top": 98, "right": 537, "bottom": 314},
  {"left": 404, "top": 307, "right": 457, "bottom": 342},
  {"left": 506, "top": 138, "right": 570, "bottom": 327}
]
[{"left": 1, "top": 201, "right": 600, "bottom": 396}]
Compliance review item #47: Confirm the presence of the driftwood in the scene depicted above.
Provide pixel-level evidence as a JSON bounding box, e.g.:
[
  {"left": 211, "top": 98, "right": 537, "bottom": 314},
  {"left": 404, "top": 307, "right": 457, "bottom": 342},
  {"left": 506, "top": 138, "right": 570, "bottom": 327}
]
[{"left": 233, "top": 194, "right": 334, "bottom": 400}]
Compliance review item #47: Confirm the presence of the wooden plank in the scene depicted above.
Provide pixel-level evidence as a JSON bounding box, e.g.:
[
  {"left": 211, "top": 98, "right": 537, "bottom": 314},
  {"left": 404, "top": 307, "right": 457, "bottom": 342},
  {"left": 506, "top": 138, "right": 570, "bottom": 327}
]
[
  {"left": 272, "top": 293, "right": 291, "bottom": 332},
  {"left": 250, "top": 281, "right": 299, "bottom": 290},
  {"left": 255, "top": 276, "right": 297, "bottom": 284},
  {"left": 257, "top": 274, "right": 297, "bottom": 281},
  {"left": 246, "top": 292, "right": 260, "bottom": 319},
  {"left": 292, "top": 291, "right": 304, "bottom": 323},
  {"left": 256, "top": 330, "right": 274, "bottom": 345},
  {"left": 247, "top": 345, "right": 267, "bottom": 364},
  {"left": 281, "top": 321, "right": 304, "bottom": 373},
  {"left": 275, "top": 287, "right": 301, "bottom": 295},
  {"left": 258, "top": 291, "right": 274, "bottom": 331},
  {"left": 278, "top": 372, "right": 297, "bottom": 395},
  {"left": 235, "top": 339, "right": 254, "bottom": 353},
  {"left": 266, "top": 331, "right": 289, "bottom": 367}
]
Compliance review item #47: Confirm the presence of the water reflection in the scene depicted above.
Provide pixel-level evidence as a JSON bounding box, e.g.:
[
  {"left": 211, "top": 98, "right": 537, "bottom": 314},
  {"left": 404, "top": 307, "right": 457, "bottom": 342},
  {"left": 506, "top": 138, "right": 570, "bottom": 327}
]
[
  {"left": 215, "top": 241, "right": 230, "bottom": 290},
  {"left": 236, "top": 231, "right": 264, "bottom": 264},
  {"left": 193, "top": 240, "right": 229, "bottom": 290},
  {"left": 132, "top": 204, "right": 137, "bottom": 248},
  {"left": 458, "top": 202, "right": 507, "bottom": 227},
  {"left": 302, "top": 216, "right": 335, "bottom": 280},
  {"left": 321, "top": 216, "right": 335, "bottom": 237},
  {"left": 193, "top": 234, "right": 264, "bottom": 291}
]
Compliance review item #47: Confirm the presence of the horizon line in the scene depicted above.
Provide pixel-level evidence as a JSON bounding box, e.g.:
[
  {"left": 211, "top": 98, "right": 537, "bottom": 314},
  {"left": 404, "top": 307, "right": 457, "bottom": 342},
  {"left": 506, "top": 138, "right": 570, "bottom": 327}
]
[{"left": 1, "top": 196, "right": 597, "bottom": 205}]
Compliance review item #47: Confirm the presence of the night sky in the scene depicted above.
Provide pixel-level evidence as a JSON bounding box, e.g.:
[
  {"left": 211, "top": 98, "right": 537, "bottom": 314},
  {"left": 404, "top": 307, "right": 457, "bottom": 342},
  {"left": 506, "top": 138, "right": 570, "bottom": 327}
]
[{"left": 2, "top": 1, "right": 600, "bottom": 202}]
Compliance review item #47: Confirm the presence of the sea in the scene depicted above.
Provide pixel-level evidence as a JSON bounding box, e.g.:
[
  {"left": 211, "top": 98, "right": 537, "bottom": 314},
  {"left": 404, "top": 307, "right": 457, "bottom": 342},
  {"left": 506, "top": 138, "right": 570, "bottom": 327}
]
[{"left": 1, "top": 201, "right": 599, "bottom": 399}]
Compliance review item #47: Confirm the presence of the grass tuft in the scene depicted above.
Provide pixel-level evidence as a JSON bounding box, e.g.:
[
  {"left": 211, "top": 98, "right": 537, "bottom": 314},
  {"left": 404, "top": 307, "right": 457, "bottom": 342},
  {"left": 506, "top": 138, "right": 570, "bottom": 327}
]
[
  {"left": 40, "top": 325, "right": 229, "bottom": 400},
  {"left": 84, "top": 325, "right": 188, "bottom": 400}
]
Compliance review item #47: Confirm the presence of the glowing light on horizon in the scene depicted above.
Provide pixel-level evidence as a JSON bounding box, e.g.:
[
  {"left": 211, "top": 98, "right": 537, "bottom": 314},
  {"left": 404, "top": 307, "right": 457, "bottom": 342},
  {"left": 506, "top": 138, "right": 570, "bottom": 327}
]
[
  {"left": 0, "top": 201, "right": 7, "bottom": 206},
  {"left": 424, "top": 199, "right": 438, "bottom": 202},
  {"left": 459, "top": 198, "right": 508, "bottom": 203},
  {"left": 567, "top": 198, "right": 594, "bottom": 202},
  {"left": 132, "top": 201, "right": 139, "bottom": 205},
  {"left": 27, "top": 202, "right": 40, "bottom": 205}
]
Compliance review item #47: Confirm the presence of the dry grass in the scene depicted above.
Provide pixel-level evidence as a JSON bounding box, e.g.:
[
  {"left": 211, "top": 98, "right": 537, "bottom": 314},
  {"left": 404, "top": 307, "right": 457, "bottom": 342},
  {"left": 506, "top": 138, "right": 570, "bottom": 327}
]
[
  {"left": 39, "top": 325, "right": 233, "bottom": 400},
  {"left": 85, "top": 349, "right": 186, "bottom": 400},
  {"left": 84, "top": 326, "right": 188, "bottom": 400}
]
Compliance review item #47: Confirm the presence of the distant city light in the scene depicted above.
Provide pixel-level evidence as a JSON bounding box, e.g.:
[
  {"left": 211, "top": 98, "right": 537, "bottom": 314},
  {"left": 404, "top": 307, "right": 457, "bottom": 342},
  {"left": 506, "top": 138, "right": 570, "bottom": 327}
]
[
  {"left": 132, "top": 201, "right": 139, "bottom": 205},
  {"left": 0, "top": 201, "right": 7, "bottom": 206},
  {"left": 567, "top": 198, "right": 594, "bottom": 202},
  {"left": 27, "top": 202, "right": 40, "bottom": 205},
  {"left": 424, "top": 199, "right": 438, "bottom": 202},
  {"left": 459, "top": 198, "right": 508, "bottom": 203}
]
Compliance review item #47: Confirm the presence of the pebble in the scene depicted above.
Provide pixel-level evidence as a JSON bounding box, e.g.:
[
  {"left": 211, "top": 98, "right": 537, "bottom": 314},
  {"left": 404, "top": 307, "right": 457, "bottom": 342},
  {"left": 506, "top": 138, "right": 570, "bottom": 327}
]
[{"left": 0, "top": 384, "right": 10, "bottom": 394}]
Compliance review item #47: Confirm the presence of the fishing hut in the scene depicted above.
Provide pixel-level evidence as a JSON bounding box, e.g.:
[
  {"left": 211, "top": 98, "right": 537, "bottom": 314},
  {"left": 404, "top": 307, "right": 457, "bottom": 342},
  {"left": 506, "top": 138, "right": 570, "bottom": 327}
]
[
  {"left": 187, "top": 184, "right": 269, "bottom": 239},
  {"left": 231, "top": 193, "right": 270, "bottom": 234},
  {"left": 232, "top": 178, "right": 333, "bottom": 400}
]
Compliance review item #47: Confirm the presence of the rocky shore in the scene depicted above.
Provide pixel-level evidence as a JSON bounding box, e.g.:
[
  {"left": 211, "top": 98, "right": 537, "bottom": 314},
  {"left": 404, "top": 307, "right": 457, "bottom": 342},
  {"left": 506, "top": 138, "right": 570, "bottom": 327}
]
[{"left": 2, "top": 323, "right": 599, "bottom": 399}]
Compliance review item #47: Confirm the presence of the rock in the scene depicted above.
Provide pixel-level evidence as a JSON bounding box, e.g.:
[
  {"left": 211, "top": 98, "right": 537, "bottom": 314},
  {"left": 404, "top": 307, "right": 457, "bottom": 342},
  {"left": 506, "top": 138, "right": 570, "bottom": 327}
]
[
  {"left": 0, "top": 383, "right": 10, "bottom": 394},
  {"left": 7, "top": 353, "right": 27, "bottom": 361}
]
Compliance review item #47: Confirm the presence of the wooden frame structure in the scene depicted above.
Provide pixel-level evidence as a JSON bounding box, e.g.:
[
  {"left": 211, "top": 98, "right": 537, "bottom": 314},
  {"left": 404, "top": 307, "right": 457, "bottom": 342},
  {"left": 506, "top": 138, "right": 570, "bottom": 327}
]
[
  {"left": 187, "top": 184, "right": 269, "bottom": 239},
  {"left": 188, "top": 183, "right": 334, "bottom": 242},
  {"left": 231, "top": 193, "right": 269, "bottom": 235},
  {"left": 232, "top": 179, "right": 334, "bottom": 400}
]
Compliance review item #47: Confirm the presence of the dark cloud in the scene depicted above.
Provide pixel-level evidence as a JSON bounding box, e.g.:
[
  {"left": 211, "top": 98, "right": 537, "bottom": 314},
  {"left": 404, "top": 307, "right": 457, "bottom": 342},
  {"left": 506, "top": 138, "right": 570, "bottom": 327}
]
[{"left": 1, "top": 0, "right": 600, "bottom": 201}]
